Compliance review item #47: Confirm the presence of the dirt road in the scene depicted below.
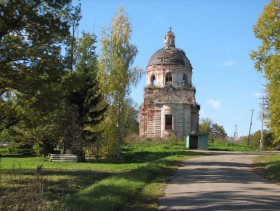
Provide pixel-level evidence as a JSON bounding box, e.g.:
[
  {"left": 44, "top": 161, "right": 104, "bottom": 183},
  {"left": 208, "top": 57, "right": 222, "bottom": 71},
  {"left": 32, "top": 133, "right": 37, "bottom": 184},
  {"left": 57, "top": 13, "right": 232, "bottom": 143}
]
[{"left": 158, "top": 151, "right": 280, "bottom": 210}]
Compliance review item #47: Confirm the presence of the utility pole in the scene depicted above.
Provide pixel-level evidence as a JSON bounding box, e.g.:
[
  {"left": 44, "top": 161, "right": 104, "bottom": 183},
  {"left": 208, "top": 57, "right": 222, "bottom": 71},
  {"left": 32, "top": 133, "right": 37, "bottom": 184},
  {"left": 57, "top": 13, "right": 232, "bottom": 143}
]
[
  {"left": 259, "top": 96, "right": 267, "bottom": 150},
  {"left": 234, "top": 125, "right": 238, "bottom": 141},
  {"left": 247, "top": 109, "right": 254, "bottom": 146}
]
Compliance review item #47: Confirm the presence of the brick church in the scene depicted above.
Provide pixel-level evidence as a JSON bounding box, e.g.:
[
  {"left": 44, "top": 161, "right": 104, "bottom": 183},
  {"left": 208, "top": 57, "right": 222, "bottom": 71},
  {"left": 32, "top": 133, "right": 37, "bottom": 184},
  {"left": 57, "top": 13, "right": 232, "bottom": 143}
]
[{"left": 139, "top": 30, "right": 200, "bottom": 138}]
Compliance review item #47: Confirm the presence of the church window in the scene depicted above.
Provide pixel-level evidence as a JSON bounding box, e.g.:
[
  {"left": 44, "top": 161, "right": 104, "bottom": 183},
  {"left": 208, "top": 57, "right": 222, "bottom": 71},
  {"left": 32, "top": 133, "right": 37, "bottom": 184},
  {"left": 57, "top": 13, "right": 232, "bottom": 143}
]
[
  {"left": 165, "top": 72, "right": 172, "bottom": 85},
  {"left": 182, "top": 74, "right": 187, "bottom": 86},
  {"left": 165, "top": 115, "right": 172, "bottom": 130},
  {"left": 150, "top": 74, "right": 156, "bottom": 86}
]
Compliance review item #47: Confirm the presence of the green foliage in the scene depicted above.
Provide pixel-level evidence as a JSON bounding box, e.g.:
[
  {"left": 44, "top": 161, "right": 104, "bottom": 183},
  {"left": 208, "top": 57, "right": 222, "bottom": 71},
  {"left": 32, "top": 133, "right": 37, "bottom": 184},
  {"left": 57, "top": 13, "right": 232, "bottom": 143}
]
[
  {"left": 0, "top": 129, "right": 11, "bottom": 143},
  {"left": 250, "top": 0, "right": 280, "bottom": 144},
  {"left": 199, "top": 118, "right": 227, "bottom": 142},
  {"left": 254, "top": 154, "right": 280, "bottom": 185},
  {"left": 0, "top": 0, "right": 74, "bottom": 100},
  {"left": 0, "top": 0, "right": 82, "bottom": 153},
  {"left": 239, "top": 130, "right": 276, "bottom": 150},
  {"left": 62, "top": 32, "right": 107, "bottom": 161},
  {"left": 98, "top": 6, "right": 142, "bottom": 160},
  {"left": 208, "top": 141, "right": 256, "bottom": 151},
  {"left": 32, "top": 143, "right": 43, "bottom": 155},
  {"left": 7, "top": 141, "right": 18, "bottom": 154}
]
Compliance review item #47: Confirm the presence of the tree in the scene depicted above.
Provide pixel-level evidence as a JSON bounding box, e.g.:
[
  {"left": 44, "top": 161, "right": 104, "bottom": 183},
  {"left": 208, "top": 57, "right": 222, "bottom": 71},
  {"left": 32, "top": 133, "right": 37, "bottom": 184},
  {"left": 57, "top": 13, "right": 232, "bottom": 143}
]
[
  {"left": 211, "top": 123, "right": 227, "bottom": 141},
  {"left": 63, "top": 32, "right": 107, "bottom": 161},
  {"left": 199, "top": 118, "right": 227, "bottom": 142},
  {"left": 250, "top": 0, "right": 280, "bottom": 144},
  {"left": 0, "top": 1, "right": 77, "bottom": 132},
  {"left": 199, "top": 118, "right": 213, "bottom": 134},
  {"left": 122, "top": 98, "right": 139, "bottom": 137},
  {"left": 239, "top": 130, "right": 274, "bottom": 149},
  {"left": 98, "top": 6, "right": 142, "bottom": 160},
  {"left": 0, "top": 0, "right": 74, "bottom": 95}
]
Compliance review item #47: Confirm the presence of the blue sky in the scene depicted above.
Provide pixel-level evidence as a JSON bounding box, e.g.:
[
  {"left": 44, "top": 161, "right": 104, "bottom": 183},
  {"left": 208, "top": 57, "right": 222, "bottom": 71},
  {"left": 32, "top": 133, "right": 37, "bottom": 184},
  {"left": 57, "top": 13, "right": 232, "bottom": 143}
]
[{"left": 77, "top": 0, "right": 269, "bottom": 137}]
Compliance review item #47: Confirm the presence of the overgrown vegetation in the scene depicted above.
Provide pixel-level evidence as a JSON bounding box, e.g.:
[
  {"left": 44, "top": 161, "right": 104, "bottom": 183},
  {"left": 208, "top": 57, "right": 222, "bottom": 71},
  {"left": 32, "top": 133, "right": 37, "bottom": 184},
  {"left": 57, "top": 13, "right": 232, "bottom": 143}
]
[
  {"left": 254, "top": 154, "right": 280, "bottom": 185},
  {"left": 0, "top": 142, "right": 206, "bottom": 210},
  {"left": 208, "top": 141, "right": 257, "bottom": 151}
]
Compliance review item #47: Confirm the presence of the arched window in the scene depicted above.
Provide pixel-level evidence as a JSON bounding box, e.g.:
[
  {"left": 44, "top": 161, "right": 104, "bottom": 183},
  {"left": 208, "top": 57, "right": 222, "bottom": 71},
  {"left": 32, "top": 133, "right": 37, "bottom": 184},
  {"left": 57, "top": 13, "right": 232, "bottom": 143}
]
[
  {"left": 150, "top": 75, "right": 156, "bottom": 86},
  {"left": 165, "top": 72, "right": 172, "bottom": 85},
  {"left": 182, "top": 74, "right": 187, "bottom": 86}
]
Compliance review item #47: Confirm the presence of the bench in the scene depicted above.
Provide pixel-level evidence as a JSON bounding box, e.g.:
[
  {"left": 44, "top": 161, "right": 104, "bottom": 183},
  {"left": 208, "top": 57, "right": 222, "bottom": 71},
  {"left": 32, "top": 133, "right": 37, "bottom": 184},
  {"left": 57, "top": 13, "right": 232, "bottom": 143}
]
[{"left": 49, "top": 154, "right": 77, "bottom": 162}]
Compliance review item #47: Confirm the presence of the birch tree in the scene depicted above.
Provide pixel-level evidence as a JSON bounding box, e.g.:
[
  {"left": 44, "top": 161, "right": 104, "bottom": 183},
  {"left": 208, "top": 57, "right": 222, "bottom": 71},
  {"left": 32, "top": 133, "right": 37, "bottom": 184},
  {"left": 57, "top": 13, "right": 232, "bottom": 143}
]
[
  {"left": 98, "top": 6, "right": 142, "bottom": 159},
  {"left": 250, "top": 0, "right": 280, "bottom": 144}
]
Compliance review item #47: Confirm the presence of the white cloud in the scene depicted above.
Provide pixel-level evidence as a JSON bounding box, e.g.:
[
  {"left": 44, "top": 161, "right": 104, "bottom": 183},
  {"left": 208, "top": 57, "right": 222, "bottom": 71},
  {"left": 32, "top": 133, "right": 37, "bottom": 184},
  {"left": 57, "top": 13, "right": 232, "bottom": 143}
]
[
  {"left": 220, "top": 59, "right": 235, "bottom": 67},
  {"left": 206, "top": 99, "right": 221, "bottom": 109}
]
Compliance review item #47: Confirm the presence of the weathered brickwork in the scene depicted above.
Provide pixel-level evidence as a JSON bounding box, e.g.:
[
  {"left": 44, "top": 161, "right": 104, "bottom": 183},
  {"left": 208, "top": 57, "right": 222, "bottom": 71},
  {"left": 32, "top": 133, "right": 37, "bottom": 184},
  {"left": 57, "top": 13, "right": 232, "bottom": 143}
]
[{"left": 139, "top": 30, "right": 200, "bottom": 138}]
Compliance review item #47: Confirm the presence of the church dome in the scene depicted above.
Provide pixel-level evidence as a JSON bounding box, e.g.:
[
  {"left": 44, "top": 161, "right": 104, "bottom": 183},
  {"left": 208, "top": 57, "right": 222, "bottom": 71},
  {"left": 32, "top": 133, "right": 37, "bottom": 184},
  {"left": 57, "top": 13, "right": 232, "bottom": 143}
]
[
  {"left": 147, "top": 47, "right": 188, "bottom": 67},
  {"left": 147, "top": 30, "right": 191, "bottom": 68}
]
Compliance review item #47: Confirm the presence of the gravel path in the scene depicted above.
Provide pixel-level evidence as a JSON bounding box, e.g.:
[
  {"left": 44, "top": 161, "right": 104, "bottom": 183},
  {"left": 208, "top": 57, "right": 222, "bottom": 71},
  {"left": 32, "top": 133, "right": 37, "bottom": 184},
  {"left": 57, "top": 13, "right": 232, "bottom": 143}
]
[{"left": 158, "top": 151, "right": 280, "bottom": 210}]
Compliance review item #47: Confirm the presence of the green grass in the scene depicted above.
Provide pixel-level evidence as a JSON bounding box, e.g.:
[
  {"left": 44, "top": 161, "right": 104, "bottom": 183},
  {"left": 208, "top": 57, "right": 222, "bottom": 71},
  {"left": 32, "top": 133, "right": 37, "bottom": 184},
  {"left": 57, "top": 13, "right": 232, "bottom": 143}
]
[
  {"left": 208, "top": 141, "right": 256, "bottom": 151},
  {"left": 0, "top": 142, "right": 207, "bottom": 210},
  {"left": 253, "top": 154, "right": 280, "bottom": 185}
]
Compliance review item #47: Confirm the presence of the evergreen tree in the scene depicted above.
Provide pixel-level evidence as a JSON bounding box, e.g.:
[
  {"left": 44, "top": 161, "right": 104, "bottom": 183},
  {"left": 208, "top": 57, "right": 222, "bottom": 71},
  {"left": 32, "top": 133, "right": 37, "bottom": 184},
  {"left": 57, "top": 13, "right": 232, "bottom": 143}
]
[{"left": 63, "top": 32, "right": 107, "bottom": 161}]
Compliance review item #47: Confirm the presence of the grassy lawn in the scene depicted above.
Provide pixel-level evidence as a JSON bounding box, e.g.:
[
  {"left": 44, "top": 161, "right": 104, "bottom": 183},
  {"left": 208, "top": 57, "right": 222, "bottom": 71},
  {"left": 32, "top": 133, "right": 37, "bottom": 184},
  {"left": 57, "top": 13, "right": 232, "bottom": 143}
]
[
  {"left": 253, "top": 154, "right": 280, "bottom": 185},
  {"left": 208, "top": 141, "right": 256, "bottom": 151},
  {"left": 0, "top": 143, "right": 207, "bottom": 210}
]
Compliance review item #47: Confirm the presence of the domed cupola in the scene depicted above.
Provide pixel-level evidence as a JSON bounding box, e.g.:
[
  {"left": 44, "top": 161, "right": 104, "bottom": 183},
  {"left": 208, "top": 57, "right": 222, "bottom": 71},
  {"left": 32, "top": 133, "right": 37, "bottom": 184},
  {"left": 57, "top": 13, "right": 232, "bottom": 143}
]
[
  {"left": 147, "top": 29, "right": 192, "bottom": 70},
  {"left": 146, "top": 30, "right": 193, "bottom": 88}
]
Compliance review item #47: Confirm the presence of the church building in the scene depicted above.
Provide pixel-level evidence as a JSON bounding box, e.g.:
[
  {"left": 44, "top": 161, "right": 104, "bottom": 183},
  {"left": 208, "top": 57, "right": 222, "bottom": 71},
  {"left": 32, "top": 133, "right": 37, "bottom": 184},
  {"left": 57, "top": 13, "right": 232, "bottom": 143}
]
[{"left": 139, "top": 30, "right": 200, "bottom": 138}]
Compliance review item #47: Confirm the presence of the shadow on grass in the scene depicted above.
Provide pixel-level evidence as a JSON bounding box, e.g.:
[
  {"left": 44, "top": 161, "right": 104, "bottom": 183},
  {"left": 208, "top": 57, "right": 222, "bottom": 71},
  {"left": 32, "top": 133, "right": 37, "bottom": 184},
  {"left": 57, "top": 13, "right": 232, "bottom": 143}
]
[
  {"left": 120, "top": 149, "right": 208, "bottom": 164},
  {"left": 0, "top": 168, "right": 113, "bottom": 209},
  {"left": 66, "top": 156, "right": 199, "bottom": 210},
  {"left": 252, "top": 160, "right": 280, "bottom": 184},
  {"left": 0, "top": 144, "right": 209, "bottom": 210}
]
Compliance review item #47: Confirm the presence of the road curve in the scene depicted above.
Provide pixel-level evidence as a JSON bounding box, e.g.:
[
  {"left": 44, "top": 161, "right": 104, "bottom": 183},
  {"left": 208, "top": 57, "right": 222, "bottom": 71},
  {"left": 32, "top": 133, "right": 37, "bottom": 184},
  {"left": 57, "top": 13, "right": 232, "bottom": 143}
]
[{"left": 158, "top": 151, "right": 280, "bottom": 210}]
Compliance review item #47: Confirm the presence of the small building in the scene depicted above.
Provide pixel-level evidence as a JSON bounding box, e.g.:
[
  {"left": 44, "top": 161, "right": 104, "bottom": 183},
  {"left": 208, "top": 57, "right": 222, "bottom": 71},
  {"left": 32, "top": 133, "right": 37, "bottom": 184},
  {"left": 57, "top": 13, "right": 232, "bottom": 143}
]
[
  {"left": 186, "top": 134, "right": 208, "bottom": 150},
  {"left": 139, "top": 30, "right": 200, "bottom": 138}
]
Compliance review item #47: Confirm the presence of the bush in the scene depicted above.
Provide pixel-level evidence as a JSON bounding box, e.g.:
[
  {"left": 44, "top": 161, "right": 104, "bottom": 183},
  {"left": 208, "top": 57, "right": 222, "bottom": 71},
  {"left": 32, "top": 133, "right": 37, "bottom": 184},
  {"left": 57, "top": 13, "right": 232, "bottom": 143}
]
[
  {"left": 33, "top": 143, "right": 43, "bottom": 155},
  {"left": 7, "top": 141, "right": 17, "bottom": 154}
]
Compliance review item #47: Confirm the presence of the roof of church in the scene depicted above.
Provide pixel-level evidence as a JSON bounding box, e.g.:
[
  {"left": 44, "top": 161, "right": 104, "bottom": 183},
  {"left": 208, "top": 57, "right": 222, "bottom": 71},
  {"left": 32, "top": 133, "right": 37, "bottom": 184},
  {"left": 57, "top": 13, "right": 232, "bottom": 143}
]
[
  {"left": 147, "top": 48, "right": 188, "bottom": 67},
  {"left": 147, "top": 30, "right": 191, "bottom": 67}
]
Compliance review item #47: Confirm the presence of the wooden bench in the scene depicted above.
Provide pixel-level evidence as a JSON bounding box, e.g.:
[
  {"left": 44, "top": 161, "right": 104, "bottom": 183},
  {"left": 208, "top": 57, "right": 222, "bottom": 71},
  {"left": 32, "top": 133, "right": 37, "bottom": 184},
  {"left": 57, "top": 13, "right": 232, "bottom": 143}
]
[{"left": 49, "top": 154, "right": 77, "bottom": 162}]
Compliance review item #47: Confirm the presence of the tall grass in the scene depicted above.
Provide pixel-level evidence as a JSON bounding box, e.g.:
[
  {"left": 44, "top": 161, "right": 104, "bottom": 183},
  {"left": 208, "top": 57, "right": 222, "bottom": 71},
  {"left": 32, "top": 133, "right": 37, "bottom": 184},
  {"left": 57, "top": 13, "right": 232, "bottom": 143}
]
[
  {"left": 254, "top": 154, "right": 280, "bottom": 185},
  {"left": 208, "top": 140, "right": 256, "bottom": 151}
]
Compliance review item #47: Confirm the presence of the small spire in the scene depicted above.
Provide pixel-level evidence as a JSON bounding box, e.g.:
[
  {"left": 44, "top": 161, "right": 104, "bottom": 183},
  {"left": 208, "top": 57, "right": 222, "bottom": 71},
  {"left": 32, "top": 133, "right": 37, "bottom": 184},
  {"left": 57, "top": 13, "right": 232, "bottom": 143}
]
[{"left": 164, "top": 29, "right": 175, "bottom": 49}]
